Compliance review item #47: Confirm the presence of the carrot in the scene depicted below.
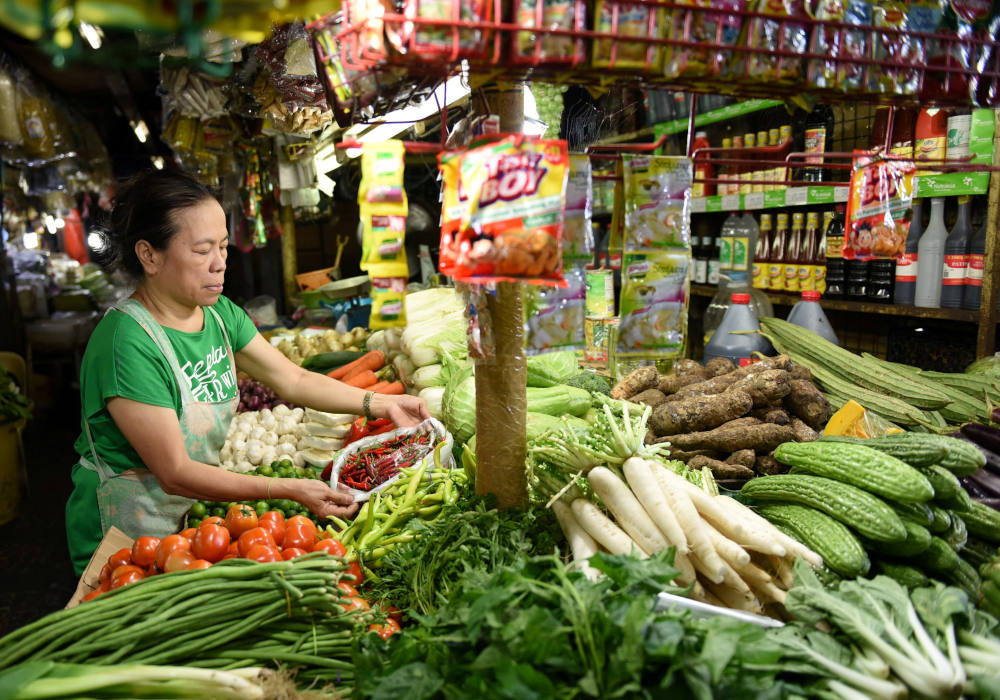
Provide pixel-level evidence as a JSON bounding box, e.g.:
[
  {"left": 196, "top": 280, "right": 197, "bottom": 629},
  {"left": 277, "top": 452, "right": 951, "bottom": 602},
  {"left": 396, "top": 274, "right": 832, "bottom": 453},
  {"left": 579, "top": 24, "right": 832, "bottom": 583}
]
[
  {"left": 370, "top": 381, "right": 406, "bottom": 395},
  {"left": 344, "top": 370, "right": 378, "bottom": 388},
  {"left": 330, "top": 350, "right": 385, "bottom": 380}
]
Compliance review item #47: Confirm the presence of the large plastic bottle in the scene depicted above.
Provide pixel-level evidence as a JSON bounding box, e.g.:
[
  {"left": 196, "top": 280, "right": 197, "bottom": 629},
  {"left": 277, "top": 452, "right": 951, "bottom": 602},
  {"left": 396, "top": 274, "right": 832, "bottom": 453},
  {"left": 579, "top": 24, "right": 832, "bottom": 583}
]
[
  {"left": 718, "top": 212, "right": 740, "bottom": 274},
  {"left": 703, "top": 293, "right": 773, "bottom": 366},
  {"left": 737, "top": 211, "right": 760, "bottom": 278},
  {"left": 914, "top": 197, "right": 948, "bottom": 308},
  {"left": 787, "top": 290, "right": 840, "bottom": 346},
  {"left": 964, "top": 217, "right": 987, "bottom": 310},
  {"left": 941, "top": 196, "right": 973, "bottom": 308},
  {"left": 894, "top": 198, "right": 924, "bottom": 305}
]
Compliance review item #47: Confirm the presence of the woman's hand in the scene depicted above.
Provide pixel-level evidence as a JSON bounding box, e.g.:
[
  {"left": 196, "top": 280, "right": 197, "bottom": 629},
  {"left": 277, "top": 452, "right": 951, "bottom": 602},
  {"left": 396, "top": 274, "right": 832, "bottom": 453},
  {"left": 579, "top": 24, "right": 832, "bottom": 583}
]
[
  {"left": 375, "top": 393, "right": 431, "bottom": 428},
  {"left": 286, "top": 479, "right": 360, "bottom": 519}
]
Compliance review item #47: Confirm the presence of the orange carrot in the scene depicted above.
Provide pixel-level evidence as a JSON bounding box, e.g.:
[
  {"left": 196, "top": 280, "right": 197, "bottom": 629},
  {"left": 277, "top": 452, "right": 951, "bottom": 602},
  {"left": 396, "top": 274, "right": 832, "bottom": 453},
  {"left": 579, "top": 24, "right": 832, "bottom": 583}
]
[
  {"left": 370, "top": 381, "right": 406, "bottom": 395},
  {"left": 344, "top": 370, "right": 378, "bottom": 388},
  {"left": 330, "top": 350, "right": 384, "bottom": 380}
]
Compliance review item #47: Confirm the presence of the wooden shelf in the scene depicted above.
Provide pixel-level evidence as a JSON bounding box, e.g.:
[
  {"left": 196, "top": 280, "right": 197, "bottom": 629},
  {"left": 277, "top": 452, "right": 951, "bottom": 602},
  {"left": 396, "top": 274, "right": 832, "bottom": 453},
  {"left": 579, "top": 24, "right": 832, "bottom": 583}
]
[{"left": 689, "top": 284, "right": 982, "bottom": 323}]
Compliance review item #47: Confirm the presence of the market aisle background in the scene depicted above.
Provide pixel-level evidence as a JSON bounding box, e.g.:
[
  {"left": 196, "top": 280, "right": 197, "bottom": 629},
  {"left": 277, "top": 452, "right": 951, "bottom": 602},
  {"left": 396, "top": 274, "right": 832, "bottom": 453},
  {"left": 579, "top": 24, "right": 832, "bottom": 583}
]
[{"left": 0, "top": 381, "right": 80, "bottom": 636}]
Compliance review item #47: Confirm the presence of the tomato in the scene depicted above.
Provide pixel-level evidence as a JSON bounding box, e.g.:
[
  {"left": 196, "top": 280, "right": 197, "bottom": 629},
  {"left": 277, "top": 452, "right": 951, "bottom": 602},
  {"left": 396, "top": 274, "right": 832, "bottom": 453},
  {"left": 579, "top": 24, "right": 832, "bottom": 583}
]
[
  {"left": 82, "top": 588, "right": 105, "bottom": 602},
  {"left": 191, "top": 524, "right": 230, "bottom": 563},
  {"left": 386, "top": 605, "right": 403, "bottom": 625},
  {"left": 345, "top": 560, "right": 364, "bottom": 586},
  {"left": 238, "top": 527, "right": 276, "bottom": 557},
  {"left": 244, "top": 544, "right": 282, "bottom": 563},
  {"left": 108, "top": 548, "right": 132, "bottom": 572},
  {"left": 179, "top": 527, "right": 198, "bottom": 541},
  {"left": 163, "top": 549, "right": 197, "bottom": 573},
  {"left": 282, "top": 522, "right": 318, "bottom": 551},
  {"left": 201, "top": 516, "right": 225, "bottom": 528},
  {"left": 368, "top": 618, "right": 401, "bottom": 639},
  {"left": 337, "top": 581, "right": 359, "bottom": 597},
  {"left": 146, "top": 565, "right": 160, "bottom": 577},
  {"left": 282, "top": 547, "right": 309, "bottom": 560},
  {"left": 287, "top": 514, "right": 317, "bottom": 535},
  {"left": 227, "top": 541, "right": 239, "bottom": 555},
  {"left": 110, "top": 569, "right": 145, "bottom": 589},
  {"left": 130, "top": 536, "right": 161, "bottom": 568},
  {"left": 340, "top": 596, "right": 370, "bottom": 613},
  {"left": 155, "top": 534, "right": 192, "bottom": 571},
  {"left": 99, "top": 563, "right": 112, "bottom": 588},
  {"left": 312, "top": 538, "right": 347, "bottom": 557},
  {"left": 186, "top": 559, "right": 213, "bottom": 570},
  {"left": 225, "top": 505, "right": 259, "bottom": 539},
  {"left": 221, "top": 553, "right": 238, "bottom": 560},
  {"left": 258, "top": 511, "right": 286, "bottom": 545}
]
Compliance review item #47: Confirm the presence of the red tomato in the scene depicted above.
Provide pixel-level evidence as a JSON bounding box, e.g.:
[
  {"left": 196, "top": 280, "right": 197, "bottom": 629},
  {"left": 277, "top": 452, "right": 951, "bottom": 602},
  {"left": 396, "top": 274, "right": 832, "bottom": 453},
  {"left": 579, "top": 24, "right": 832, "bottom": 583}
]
[
  {"left": 155, "top": 535, "right": 192, "bottom": 571},
  {"left": 110, "top": 569, "right": 145, "bottom": 589},
  {"left": 201, "top": 516, "right": 225, "bottom": 528},
  {"left": 282, "top": 547, "right": 309, "bottom": 560},
  {"left": 282, "top": 522, "right": 318, "bottom": 551},
  {"left": 312, "top": 538, "right": 347, "bottom": 557},
  {"left": 238, "top": 527, "right": 276, "bottom": 557},
  {"left": 225, "top": 505, "right": 259, "bottom": 539},
  {"left": 108, "top": 548, "right": 132, "bottom": 571},
  {"left": 287, "top": 515, "right": 317, "bottom": 535},
  {"left": 221, "top": 553, "right": 238, "bottom": 560},
  {"left": 346, "top": 560, "right": 364, "bottom": 586},
  {"left": 131, "top": 536, "right": 161, "bottom": 568},
  {"left": 186, "top": 559, "right": 213, "bottom": 570},
  {"left": 179, "top": 527, "right": 197, "bottom": 541},
  {"left": 99, "top": 563, "right": 112, "bottom": 588},
  {"left": 146, "top": 565, "right": 160, "bottom": 577},
  {"left": 340, "top": 596, "right": 371, "bottom": 613},
  {"left": 245, "top": 544, "right": 282, "bottom": 563},
  {"left": 386, "top": 605, "right": 403, "bottom": 625},
  {"left": 368, "top": 618, "right": 401, "bottom": 639},
  {"left": 227, "top": 541, "right": 239, "bottom": 555},
  {"left": 163, "top": 550, "right": 196, "bottom": 573},
  {"left": 192, "top": 524, "right": 230, "bottom": 563},
  {"left": 82, "top": 589, "right": 105, "bottom": 602},
  {"left": 258, "top": 511, "right": 286, "bottom": 545},
  {"left": 338, "top": 581, "right": 359, "bottom": 597}
]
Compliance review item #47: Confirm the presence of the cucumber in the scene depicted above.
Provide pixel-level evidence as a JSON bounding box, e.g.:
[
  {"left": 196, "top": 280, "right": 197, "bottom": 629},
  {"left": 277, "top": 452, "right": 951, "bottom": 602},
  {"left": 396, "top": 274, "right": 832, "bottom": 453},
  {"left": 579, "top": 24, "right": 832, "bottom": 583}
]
[
  {"left": 757, "top": 503, "right": 870, "bottom": 578},
  {"left": 301, "top": 350, "right": 365, "bottom": 372},
  {"left": 918, "top": 464, "right": 960, "bottom": 500},
  {"left": 945, "top": 557, "right": 982, "bottom": 599},
  {"left": 961, "top": 502, "right": 1000, "bottom": 543},
  {"left": 928, "top": 505, "right": 952, "bottom": 534},
  {"left": 866, "top": 518, "right": 932, "bottom": 557},
  {"left": 963, "top": 539, "right": 999, "bottom": 568},
  {"left": 874, "top": 561, "right": 929, "bottom": 589},
  {"left": 891, "top": 501, "right": 934, "bottom": 526},
  {"left": 919, "top": 537, "right": 961, "bottom": 573},
  {"left": 819, "top": 434, "right": 948, "bottom": 469}
]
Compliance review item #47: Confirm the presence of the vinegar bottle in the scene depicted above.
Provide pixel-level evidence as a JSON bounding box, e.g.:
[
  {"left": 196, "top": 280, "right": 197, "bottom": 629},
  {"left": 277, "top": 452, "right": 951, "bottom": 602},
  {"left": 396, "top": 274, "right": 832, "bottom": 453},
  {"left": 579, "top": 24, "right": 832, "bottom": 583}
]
[
  {"left": 941, "top": 196, "right": 973, "bottom": 309},
  {"left": 785, "top": 212, "right": 804, "bottom": 293},
  {"left": 964, "top": 217, "right": 987, "bottom": 310},
  {"left": 753, "top": 214, "right": 773, "bottom": 290},
  {"left": 894, "top": 198, "right": 923, "bottom": 306},
  {"left": 914, "top": 197, "right": 947, "bottom": 308},
  {"left": 769, "top": 213, "right": 789, "bottom": 292}
]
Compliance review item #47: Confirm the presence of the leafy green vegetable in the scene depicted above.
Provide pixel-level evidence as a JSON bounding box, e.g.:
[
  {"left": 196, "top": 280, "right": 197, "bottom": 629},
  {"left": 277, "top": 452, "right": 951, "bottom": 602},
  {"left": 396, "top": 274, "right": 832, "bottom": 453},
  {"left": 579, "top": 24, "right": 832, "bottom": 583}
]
[
  {"left": 527, "top": 351, "right": 580, "bottom": 388},
  {"left": 565, "top": 371, "right": 612, "bottom": 397},
  {"left": 0, "top": 367, "right": 30, "bottom": 425}
]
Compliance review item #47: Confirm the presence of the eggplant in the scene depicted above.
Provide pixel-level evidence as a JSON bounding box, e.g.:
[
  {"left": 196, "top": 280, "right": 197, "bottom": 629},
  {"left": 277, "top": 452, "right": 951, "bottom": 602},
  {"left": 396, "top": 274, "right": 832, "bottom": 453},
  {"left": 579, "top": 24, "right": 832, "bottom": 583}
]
[
  {"left": 949, "top": 430, "right": 1000, "bottom": 476},
  {"left": 962, "top": 422, "right": 1000, "bottom": 455},
  {"left": 967, "top": 469, "right": 1000, "bottom": 497},
  {"left": 963, "top": 477, "right": 993, "bottom": 500},
  {"left": 974, "top": 497, "right": 1000, "bottom": 511}
]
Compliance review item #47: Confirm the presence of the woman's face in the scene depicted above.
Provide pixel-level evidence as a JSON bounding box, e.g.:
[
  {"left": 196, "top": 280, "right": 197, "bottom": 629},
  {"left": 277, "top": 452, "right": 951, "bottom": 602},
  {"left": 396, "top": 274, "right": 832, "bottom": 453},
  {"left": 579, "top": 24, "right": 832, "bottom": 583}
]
[{"left": 143, "top": 198, "right": 229, "bottom": 308}]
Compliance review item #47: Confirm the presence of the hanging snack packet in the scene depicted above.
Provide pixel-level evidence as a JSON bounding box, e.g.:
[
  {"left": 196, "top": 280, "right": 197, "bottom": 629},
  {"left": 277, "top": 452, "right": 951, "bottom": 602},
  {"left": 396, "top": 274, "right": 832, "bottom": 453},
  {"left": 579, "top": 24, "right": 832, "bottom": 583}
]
[
  {"left": 361, "top": 140, "right": 406, "bottom": 203},
  {"left": 741, "top": 0, "right": 810, "bottom": 82},
  {"left": 370, "top": 277, "right": 408, "bottom": 329},
  {"left": 360, "top": 205, "right": 409, "bottom": 277},
  {"left": 844, "top": 152, "right": 915, "bottom": 261},
  {"left": 621, "top": 155, "right": 692, "bottom": 251},
  {"left": 664, "top": 0, "right": 745, "bottom": 79},
  {"left": 445, "top": 135, "right": 569, "bottom": 284},
  {"left": 807, "top": 0, "right": 873, "bottom": 91},
  {"left": 617, "top": 250, "right": 690, "bottom": 360},
  {"left": 524, "top": 263, "right": 586, "bottom": 354},
  {"left": 870, "top": 0, "right": 920, "bottom": 95},
  {"left": 563, "top": 155, "right": 594, "bottom": 260},
  {"left": 408, "top": 0, "right": 492, "bottom": 58},
  {"left": 592, "top": 0, "right": 663, "bottom": 70},
  {"left": 512, "top": 0, "right": 586, "bottom": 64}
]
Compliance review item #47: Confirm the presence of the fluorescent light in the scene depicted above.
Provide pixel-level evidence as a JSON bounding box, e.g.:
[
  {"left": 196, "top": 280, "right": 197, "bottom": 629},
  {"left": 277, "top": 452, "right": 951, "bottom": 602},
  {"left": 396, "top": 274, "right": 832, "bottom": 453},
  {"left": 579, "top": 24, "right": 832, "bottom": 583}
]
[
  {"left": 23, "top": 231, "right": 38, "bottom": 249},
  {"left": 151, "top": 156, "right": 164, "bottom": 169},
  {"left": 79, "top": 22, "right": 103, "bottom": 49},
  {"left": 87, "top": 232, "right": 105, "bottom": 250},
  {"left": 131, "top": 120, "right": 149, "bottom": 144},
  {"left": 914, "top": 327, "right": 924, "bottom": 333}
]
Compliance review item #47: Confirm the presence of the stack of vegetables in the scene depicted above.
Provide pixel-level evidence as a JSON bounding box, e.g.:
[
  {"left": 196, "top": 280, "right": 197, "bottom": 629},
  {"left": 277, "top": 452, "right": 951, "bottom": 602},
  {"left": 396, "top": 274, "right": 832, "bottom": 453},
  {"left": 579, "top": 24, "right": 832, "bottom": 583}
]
[
  {"left": 614, "top": 355, "right": 830, "bottom": 482},
  {"left": 741, "top": 433, "right": 997, "bottom": 600},
  {"left": 219, "top": 406, "right": 357, "bottom": 472},
  {"left": 956, "top": 422, "right": 1000, "bottom": 510},
  {"left": 326, "top": 350, "right": 403, "bottom": 394},
  {"left": 235, "top": 377, "right": 294, "bottom": 413},
  {"left": 273, "top": 326, "right": 368, "bottom": 366}
]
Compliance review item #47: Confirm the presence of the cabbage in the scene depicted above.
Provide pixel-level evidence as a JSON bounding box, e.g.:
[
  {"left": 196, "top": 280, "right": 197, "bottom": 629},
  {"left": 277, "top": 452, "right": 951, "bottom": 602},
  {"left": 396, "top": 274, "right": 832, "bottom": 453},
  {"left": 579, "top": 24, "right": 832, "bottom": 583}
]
[
  {"left": 419, "top": 386, "right": 445, "bottom": 419},
  {"left": 412, "top": 364, "right": 445, "bottom": 390},
  {"left": 526, "top": 350, "right": 580, "bottom": 388}
]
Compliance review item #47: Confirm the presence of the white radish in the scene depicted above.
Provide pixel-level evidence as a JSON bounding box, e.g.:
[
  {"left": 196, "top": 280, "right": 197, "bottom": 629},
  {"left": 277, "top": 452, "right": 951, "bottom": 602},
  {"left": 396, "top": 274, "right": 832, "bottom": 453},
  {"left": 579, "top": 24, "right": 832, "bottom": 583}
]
[
  {"left": 702, "top": 578, "right": 757, "bottom": 610},
  {"left": 701, "top": 521, "right": 751, "bottom": 567},
  {"left": 623, "top": 457, "right": 689, "bottom": 554},
  {"left": 717, "top": 495, "right": 822, "bottom": 566},
  {"left": 768, "top": 555, "right": 796, "bottom": 589},
  {"left": 588, "top": 467, "right": 669, "bottom": 557},
  {"left": 552, "top": 500, "right": 600, "bottom": 563},
  {"left": 730, "top": 558, "right": 773, "bottom": 588},
  {"left": 571, "top": 499, "right": 646, "bottom": 558},
  {"left": 646, "top": 460, "right": 727, "bottom": 583},
  {"left": 672, "top": 549, "right": 697, "bottom": 586},
  {"left": 749, "top": 579, "right": 788, "bottom": 606}
]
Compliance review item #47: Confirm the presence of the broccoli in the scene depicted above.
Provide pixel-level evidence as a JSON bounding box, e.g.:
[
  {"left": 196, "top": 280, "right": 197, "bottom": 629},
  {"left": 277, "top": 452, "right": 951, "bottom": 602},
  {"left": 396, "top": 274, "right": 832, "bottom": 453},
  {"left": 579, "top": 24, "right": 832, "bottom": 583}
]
[{"left": 565, "top": 371, "right": 612, "bottom": 397}]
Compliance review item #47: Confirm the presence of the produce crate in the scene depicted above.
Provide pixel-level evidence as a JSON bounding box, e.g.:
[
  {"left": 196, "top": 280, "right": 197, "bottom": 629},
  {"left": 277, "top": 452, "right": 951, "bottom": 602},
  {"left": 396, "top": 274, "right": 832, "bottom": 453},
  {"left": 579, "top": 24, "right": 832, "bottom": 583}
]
[{"left": 66, "top": 526, "right": 133, "bottom": 608}]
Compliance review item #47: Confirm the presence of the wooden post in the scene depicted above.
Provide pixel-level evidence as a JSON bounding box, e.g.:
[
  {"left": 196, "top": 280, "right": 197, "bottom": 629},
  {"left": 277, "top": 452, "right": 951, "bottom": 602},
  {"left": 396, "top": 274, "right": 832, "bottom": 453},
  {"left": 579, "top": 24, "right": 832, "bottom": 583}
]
[
  {"left": 975, "top": 111, "right": 1000, "bottom": 358},
  {"left": 474, "top": 82, "right": 528, "bottom": 509},
  {"left": 281, "top": 204, "right": 298, "bottom": 312}
]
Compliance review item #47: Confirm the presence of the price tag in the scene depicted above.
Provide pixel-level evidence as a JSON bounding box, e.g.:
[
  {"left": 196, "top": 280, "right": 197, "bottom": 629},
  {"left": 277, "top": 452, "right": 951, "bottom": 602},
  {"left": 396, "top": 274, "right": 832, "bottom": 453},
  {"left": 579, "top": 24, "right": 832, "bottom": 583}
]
[
  {"left": 691, "top": 197, "right": 707, "bottom": 213},
  {"left": 721, "top": 194, "right": 740, "bottom": 211},
  {"left": 785, "top": 187, "right": 808, "bottom": 206},
  {"left": 744, "top": 192, "right": 764, "bottom": 210},
  {"left": 834, "top": 186, "right": 849, "bottom": 202}
]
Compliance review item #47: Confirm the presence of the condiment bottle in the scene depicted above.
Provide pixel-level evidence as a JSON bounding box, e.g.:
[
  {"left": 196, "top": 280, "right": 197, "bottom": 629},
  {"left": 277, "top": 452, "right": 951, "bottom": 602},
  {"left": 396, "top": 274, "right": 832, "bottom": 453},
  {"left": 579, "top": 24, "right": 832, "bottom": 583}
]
[
  {"left": 915, "top": 108, "right": 949, "bottom": 174},
  {"left": 787, "top": 290, "right": 840, "bottom": 345},
  {"left": 785, "top": 212, "right": 804, "bottom": 293},
  {"left": 799, "top": 211, "right": 820, "bottom": 292},
  {"left": 769, "top": 213, "right": 789, "bottom": 292},
  {"left": 914, "top": 197, "right": 947, "bottom": 308},
  {"left": 894, "top": 198, "right": 923, "bottom": 305},
  {"left": 691, "top": 131, "right": 714, "bottom": 198},
  {"left": 964, "top": 216, "right": 987, "bottom": 310},
  {"left": 753, "top": 214, "right": 773, "bottom": 290},
  {"left": 941, "top": 196, "right": 973, "bottom": 308}
]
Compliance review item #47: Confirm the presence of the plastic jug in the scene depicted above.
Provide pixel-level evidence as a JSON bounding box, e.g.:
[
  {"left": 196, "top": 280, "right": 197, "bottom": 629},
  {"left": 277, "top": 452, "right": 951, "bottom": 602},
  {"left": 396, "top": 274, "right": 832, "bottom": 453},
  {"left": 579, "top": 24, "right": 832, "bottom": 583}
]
[
  {"left": 703, "top": 293, "right": 773, "bottom": 366},
  {"left": 787, "top": 291, "right": 840, "bottom": 346}
]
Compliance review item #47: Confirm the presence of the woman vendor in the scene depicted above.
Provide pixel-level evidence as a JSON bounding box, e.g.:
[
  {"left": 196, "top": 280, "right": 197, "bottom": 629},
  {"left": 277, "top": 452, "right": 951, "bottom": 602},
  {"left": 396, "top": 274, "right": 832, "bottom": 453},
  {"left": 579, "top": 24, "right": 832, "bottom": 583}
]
[{"left": 65, "top": 170, "right": 429, "bottom": 575}]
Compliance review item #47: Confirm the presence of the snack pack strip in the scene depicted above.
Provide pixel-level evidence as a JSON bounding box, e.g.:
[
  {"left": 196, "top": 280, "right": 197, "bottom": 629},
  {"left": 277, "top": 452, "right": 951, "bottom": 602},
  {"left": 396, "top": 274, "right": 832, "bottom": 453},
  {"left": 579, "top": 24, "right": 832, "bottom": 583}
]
[
  {"left": 844, "top": 152, "right": 915, "bottom": 261},
  {"left": 361, "top": 140, "right": 406, "bottom": 203},
  {"left": 524, "top": 263, "right": 586, "bottom": 354},
  {"left": 438, "top": 149, "right": 464, "bottom": 277},
  {"left": 617, "top": 250, "right": 690, "bottom": 360},
  {"left": 360, "top": 204, "right": 409, "bottom": 277},
  {"left": 563, "top": 155, "right": 594, "bottom": 260},
  {"left": 592, "top": 0, "right": 663, "bottom": 70},
  {"left": 665, "top": 0, "right": 745, "bottom": 80},
  {"left": 622, "top": 155, "right": 692, "bottom": 251},
  {"left": 370, "top": 276, "right": 408, "bottom": 329},
  {"left": 512, "top": 0, "right": 586, "bottom": 64}
]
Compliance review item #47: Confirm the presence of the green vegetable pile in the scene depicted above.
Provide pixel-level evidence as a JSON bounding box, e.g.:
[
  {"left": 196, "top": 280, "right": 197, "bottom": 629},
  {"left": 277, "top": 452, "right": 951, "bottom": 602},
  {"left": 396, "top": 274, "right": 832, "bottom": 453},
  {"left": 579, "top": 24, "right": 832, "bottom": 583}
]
[{"left": 0, "top": 366, "right": 30, "bottom": 425}]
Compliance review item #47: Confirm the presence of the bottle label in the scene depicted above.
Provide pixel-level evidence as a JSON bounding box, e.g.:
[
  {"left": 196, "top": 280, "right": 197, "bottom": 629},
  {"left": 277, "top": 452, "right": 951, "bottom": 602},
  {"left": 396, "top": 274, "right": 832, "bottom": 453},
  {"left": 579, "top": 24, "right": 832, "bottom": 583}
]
[
  {"left": 895, "top": 253, "right": 918, "bottom": 283},
  {"left": 694, "top": 259, "right": 708, "bottom": 284},
  {"left": 732, "top": 237, "right": 749, "bottom": 271},
  {"left": 784, "top": 264, "right": 800, "bottom": 292},
  {"left": 799, "top": 264, "right": 816, "bottom": 291},
  {"left": 708, "top": 260, "right": 721, "bottom": 284},
  {"left": 740, "top": 172, "right": 752, "bottom": 195},
  {"left": 916, "top": 136, "right": 946, "bottom": 163},
  {"left": 768, "top": 263, "right": 785, "bottom": 291},
  {"left": 942, "top": 254, "right": 969, "bottom": 284},
  {"left": 804, "top": 127, "right": 826, "bottom": 165},
  {"left": 968, "top": 254, "right": 985, "bottom": 286},
  {"left": 826, "top": 236, "right": 845, "bottom": 258},
  {"left": 719, "top": 238, "right": 733, "bottom": 270},
  {"left": 752, "top": 262, "right": 767, "bottom": 289}
]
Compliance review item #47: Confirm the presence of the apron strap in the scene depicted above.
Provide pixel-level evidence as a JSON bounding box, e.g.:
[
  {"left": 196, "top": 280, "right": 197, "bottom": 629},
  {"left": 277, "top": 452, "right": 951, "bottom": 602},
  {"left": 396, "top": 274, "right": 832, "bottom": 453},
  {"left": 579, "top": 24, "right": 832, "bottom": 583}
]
[
  {"left": 80, "top": 416, "right": 115, "bottom": 481},
  {"left": 115, "top": 299, "right": 195, "bottom": 403}
]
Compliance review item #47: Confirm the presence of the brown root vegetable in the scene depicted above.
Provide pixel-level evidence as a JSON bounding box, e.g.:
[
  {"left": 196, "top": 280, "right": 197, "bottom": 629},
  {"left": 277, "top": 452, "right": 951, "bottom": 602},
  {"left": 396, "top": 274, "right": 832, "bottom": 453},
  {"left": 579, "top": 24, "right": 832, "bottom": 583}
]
[
  {"left": 705, "top": 357, "right": 736, "bottom": 378},
  {"left": 631, "top": 388, "right": 668, "bottom": 408},
  {"left": 673, "top": 359, "right": 709, "bottom": 379},
  {"left": 750, "top": 407, "right": 791, "bottom": 425},
  {"left": 755, "top": 453, "right": 787, "bottom": 475},
  {"left": 666, "top": 447, "right": 727, "bottom": 462},
  {"left": 671, "top": 355, "right": 793, "bottom": 400},
  {"left": 650, "top": 389, "right": 753, "bottom": 436},
  {"left": 788, "top": 363, "right": 813, "bottom": 382},
  {"left": 726, "top": 449, "right": 756, "bottom": 468},
  {"left": 789, "top": 417, "right": 819, "bottom": 442},
  {"left": 610, "top": 365, "right": 659, "bottom": 400},
  {"left": 657, "top": 373, "right": 703, "bottom": 395},
  {"left": 783, "top": 379, "right": 832, "bottom": 431},
  {"left": 727, "top": 369, "right": 791, "bottom": 407},
  {"left": 668, "top": 421, "right": 797, "bottom": 453},
  {"left": 690, "top": 455, "right": 755, "bottom": 480}
]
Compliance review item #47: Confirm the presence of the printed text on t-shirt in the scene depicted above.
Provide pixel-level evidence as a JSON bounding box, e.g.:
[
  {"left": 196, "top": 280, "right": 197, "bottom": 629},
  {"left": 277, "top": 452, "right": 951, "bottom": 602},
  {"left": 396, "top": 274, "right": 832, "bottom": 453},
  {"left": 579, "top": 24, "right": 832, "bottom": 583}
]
[{"left": 181, "top": 345, "right": 235, "bottom": 402}]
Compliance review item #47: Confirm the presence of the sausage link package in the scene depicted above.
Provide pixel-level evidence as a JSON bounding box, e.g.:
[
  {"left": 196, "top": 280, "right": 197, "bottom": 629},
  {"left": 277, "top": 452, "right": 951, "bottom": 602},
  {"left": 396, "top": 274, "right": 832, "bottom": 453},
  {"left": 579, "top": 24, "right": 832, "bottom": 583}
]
[
  {"left": 438, "top": 135, "right": 570, "bottom": 285},
  {"left": 844, "top": 153, "right": 915, "bottom": 260},
  {"left": 621, "top": 155, "right": 692, "bottom": 251},
  {"left": 617, "top": 250, "right": 691, "bottom": 361}
]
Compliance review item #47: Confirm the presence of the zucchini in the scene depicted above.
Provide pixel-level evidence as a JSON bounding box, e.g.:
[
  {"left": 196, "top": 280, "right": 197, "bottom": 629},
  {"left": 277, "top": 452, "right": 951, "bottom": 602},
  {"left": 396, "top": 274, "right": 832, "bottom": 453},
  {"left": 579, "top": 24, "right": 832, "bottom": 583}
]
[
  {"left": 756, "top": 503, "right": 870, "bottom": 578},
  {"left": 874, "top": 561, "right": 929, "bottom": 589},
  {"left": 777, "top": 441, "right": 934, "bottom": 503},
  {"left": 936, "top": 487, "right": 974, "bottom": 513},
  {"left": 961, "top": 502, "right": 1000, "bottom": 544},
  {"left": 920, "top": 536, "right": 961, "bottom": 572},
  {"left": 928, "top": 505, "right": 952, "bottom": 534},
  {"left": 866, "top": 518, "right": 932, "bottom": 557},
  {"left": 919, "top": 464, "right": 960, "bottom": 500},
  {"left": 301, "top": 350, "right": 364, "bottom": 372},
  {"left": 818, "top": 434, "right": 948, "bottom": 469},
  {"left": 742, "top": 474, "right": 906, "bottom": 543}
]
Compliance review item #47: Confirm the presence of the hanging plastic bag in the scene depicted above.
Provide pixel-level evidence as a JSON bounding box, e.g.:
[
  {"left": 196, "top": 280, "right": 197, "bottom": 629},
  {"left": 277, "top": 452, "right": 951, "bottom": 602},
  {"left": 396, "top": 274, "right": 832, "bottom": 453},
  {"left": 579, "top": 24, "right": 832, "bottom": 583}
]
[
  {"left": 621, "top": 155, "right": 692, "bottom": 251},
  {"left": 369, "top": 277, "right": 408, "bottom": 329},
  {"left": 563, "top": 155, "right": 594, "bottom": 260},
  {"left": 524, "top": 263, "right": 586, "bottom": 354},
  {"left": 843, "top": 152, "right": 915, "bottom": 260},
  {"left": 617, "top": 250, "right": 690, "bottom": 360}
]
